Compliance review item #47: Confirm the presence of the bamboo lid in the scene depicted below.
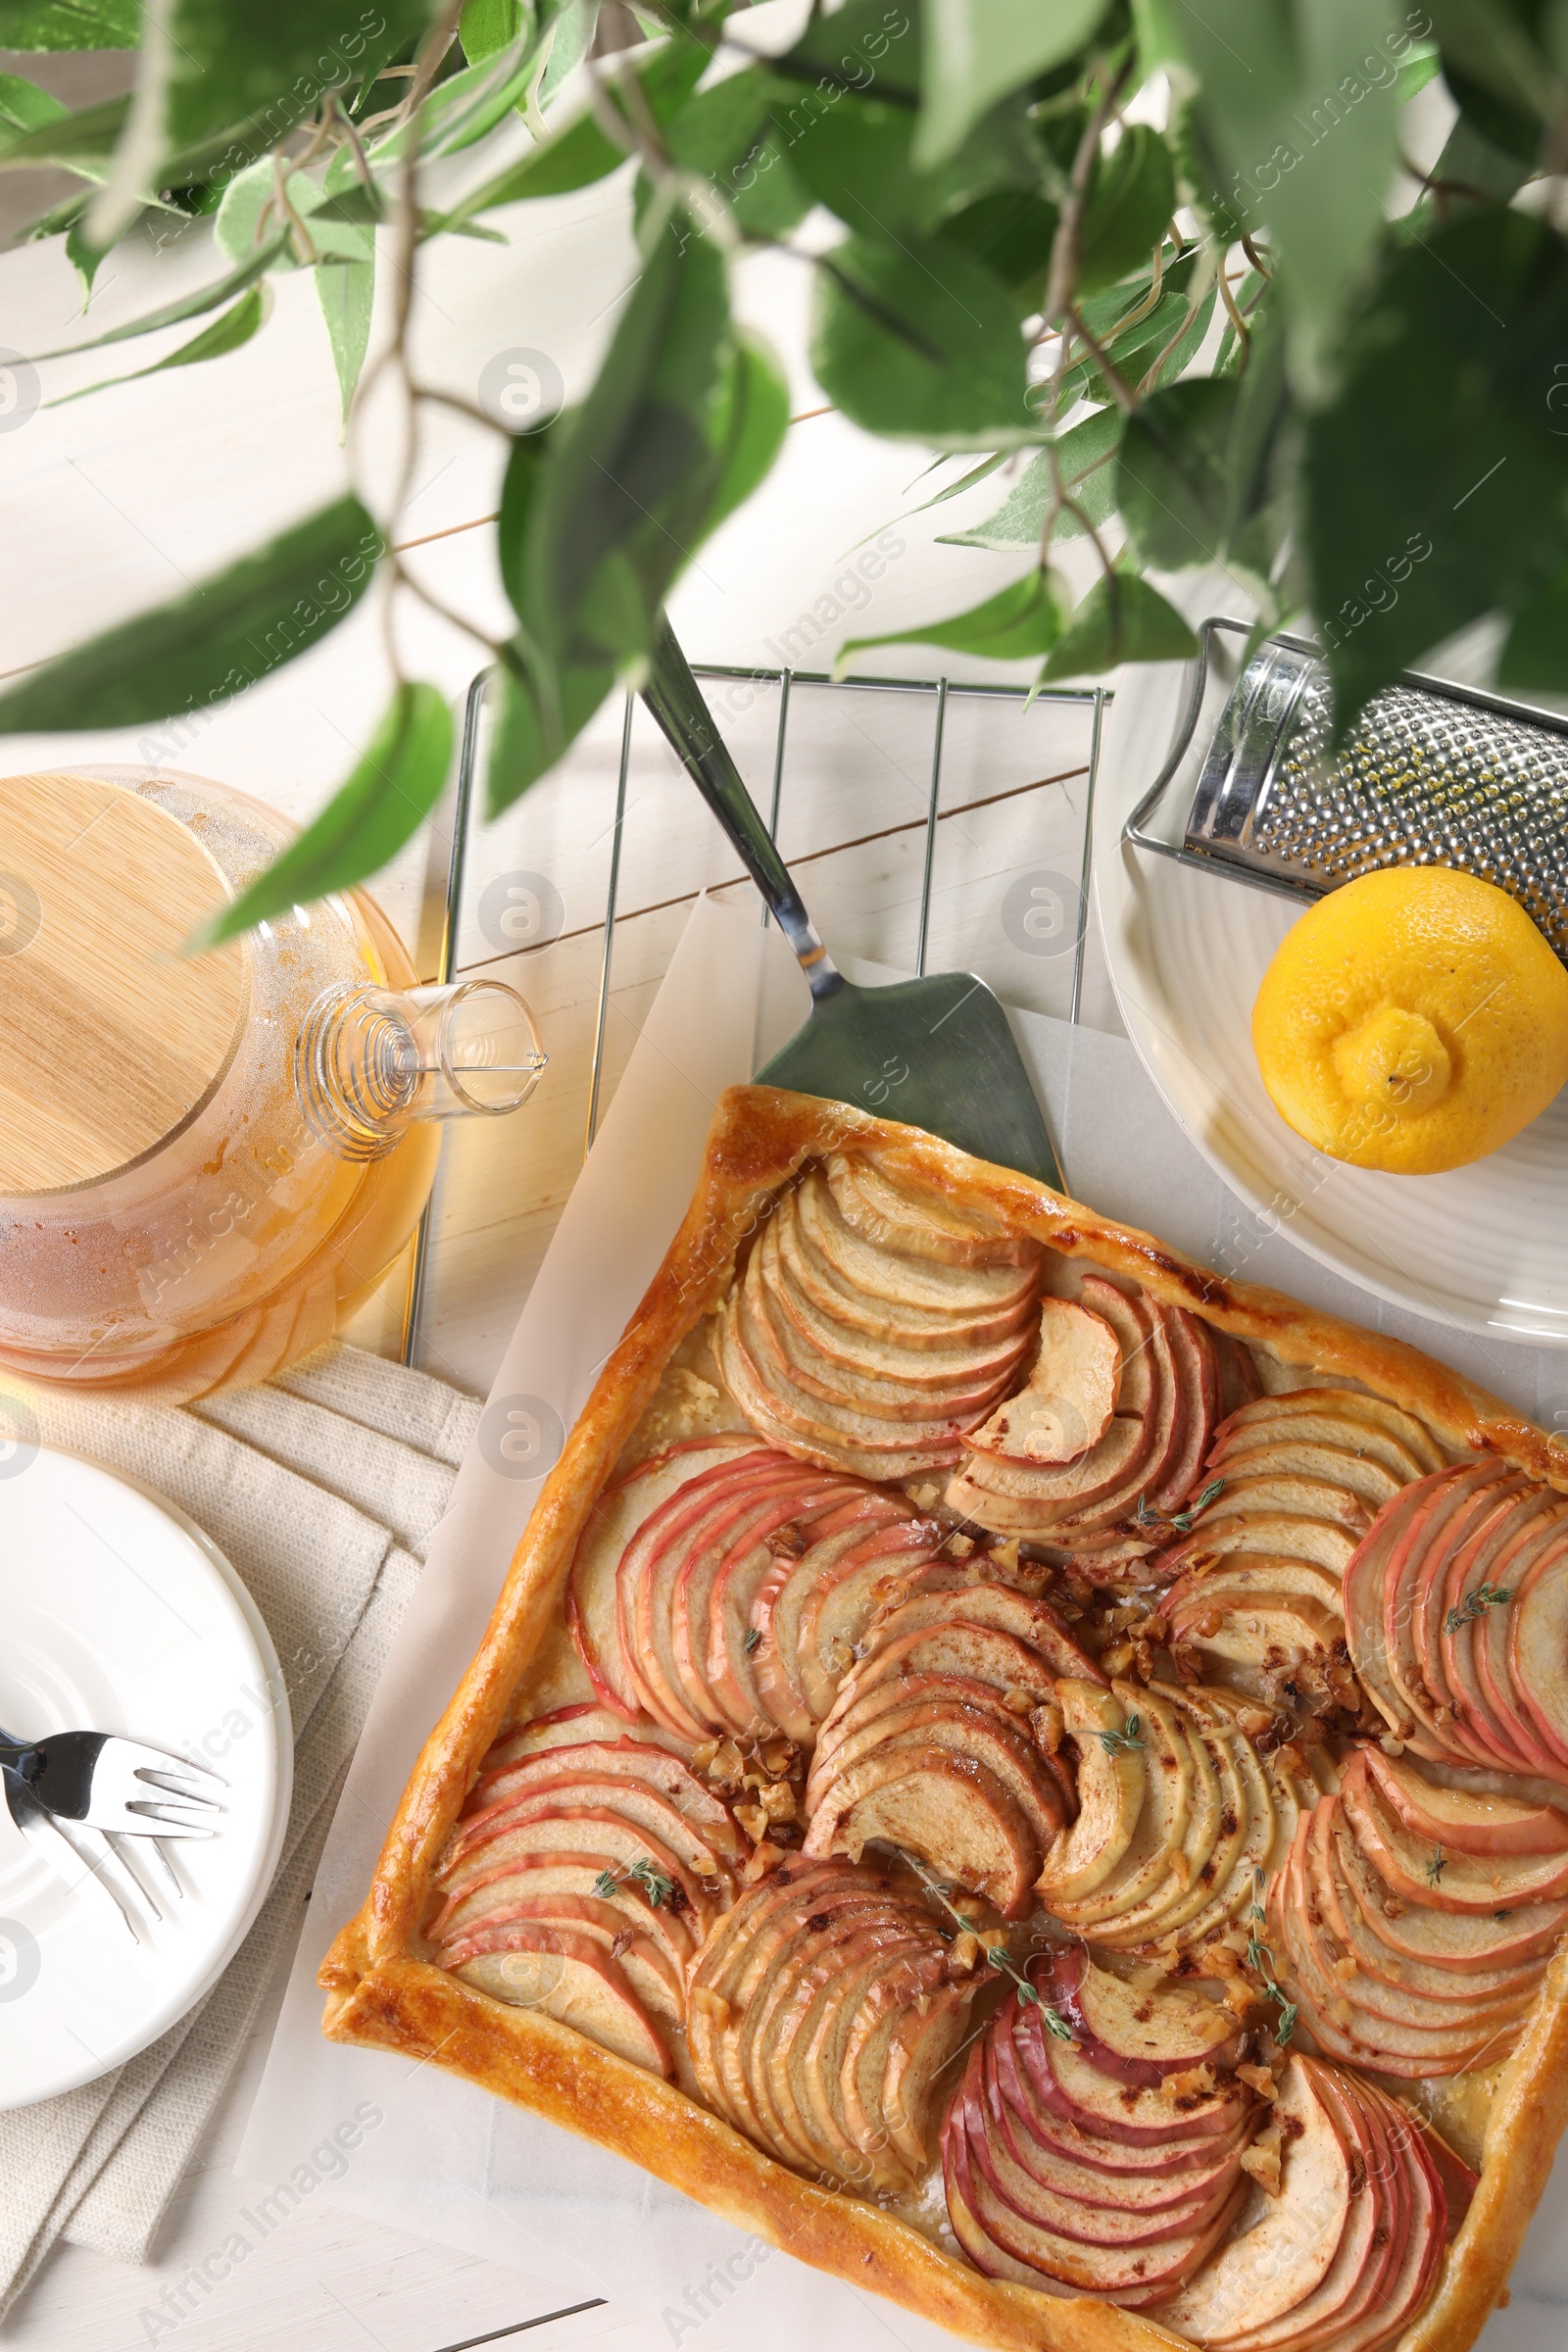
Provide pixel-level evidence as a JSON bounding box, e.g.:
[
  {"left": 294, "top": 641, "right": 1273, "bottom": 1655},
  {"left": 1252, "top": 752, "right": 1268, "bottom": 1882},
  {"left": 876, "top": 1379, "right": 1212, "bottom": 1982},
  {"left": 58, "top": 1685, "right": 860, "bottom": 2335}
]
[{"left": 0, "top": 772, "right": 249, "bottom": 1195}]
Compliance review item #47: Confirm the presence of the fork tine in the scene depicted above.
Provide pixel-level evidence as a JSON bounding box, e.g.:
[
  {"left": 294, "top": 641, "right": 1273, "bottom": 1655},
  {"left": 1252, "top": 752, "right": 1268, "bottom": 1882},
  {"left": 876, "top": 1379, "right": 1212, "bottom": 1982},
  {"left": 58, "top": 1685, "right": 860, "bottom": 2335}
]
[
  {"left": 133, "top": 1768, "right": 222, "bottom": 1809},
  {"left": 144, "top": 1837, "right": 183, "bottom": 1900},
  {"left": 65, "top": 1826, "right": 147, "bottom": 1942},
  {"left": 125, "top": 1801, "right": 220, "bottom": 1838},
  {"left": 121, "top": 1739, "right": 225, "bottom": 1785},
  {"left": 102, "top": 1832, "right": 166, "bottom": 1926}
]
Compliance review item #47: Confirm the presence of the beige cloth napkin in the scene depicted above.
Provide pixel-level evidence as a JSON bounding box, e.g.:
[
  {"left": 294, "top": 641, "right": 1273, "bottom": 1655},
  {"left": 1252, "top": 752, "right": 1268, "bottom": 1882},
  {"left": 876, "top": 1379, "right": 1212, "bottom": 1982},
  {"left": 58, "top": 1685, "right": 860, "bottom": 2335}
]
[{"left": 0, "top": 1342, "right": 479, "bottom": 2321}]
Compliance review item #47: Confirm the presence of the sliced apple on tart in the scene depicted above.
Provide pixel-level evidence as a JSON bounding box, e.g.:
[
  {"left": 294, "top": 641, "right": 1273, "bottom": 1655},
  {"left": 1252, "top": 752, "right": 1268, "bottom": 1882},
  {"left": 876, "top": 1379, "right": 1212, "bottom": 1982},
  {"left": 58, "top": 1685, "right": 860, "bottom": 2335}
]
[
  {"left": 800, "top": 1568, "right": 1085, "bottom": 1913},
  {"left": 947, "top": 1276, "right": 1233, "bottom": 1569},
  {"left": 1156, "top": 2053, "right": 1447, "bottom": 2352},
  {"left": 942, "top": 1959, "right": 1258, "bottom": 2306},
  {"left": 1264, "top": 1747, "right": 1568, "bottom": 2078},
  {"left": 717, "top": 1160, "right": 1041, "bottom": 1481},
  {"left": 684, "top": 1852, "right": 970, "bottom": 2189},
  {"left": 1344, "top": 1459, "right": 1568, "bottom": 1782}
]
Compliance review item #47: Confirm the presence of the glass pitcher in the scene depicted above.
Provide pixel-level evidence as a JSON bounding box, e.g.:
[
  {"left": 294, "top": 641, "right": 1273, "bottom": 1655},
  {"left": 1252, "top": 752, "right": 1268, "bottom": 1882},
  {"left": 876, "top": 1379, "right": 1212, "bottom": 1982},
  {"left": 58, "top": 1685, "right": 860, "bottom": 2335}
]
[{"left": 0, "top": 764, "right": 544, "bottom": 1401}]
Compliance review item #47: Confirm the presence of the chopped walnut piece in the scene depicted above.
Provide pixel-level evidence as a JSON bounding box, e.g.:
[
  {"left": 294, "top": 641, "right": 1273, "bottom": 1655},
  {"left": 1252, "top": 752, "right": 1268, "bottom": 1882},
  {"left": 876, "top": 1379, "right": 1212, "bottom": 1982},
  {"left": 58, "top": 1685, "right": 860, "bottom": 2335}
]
[
  {"left": 1002, "top": 1686, "right": 1035, "bottom": 1715},
  {"left": 760, "top": 1783, "right": 798, "bottom": 1825},
  {"left": 907, "top": 1483, "right": 941, "bottom": 1511},
  {"left": 760, "top": 1739, "right": 796, "bottom": 1779},
  {"left": 691, "top": 1740, "right": 720, "bottom": 1771},
  {"left": 943, "top": 1532, "right": 975, "bottom": 1560},
  {"left": 691, "top": 1986, "right": 731, "bottom": 2026},
  {"left": 1163, "top": 2064, "right": 1216, "bottom": 2102},
  {"left": 1236, "top": 2062, "right": 1279, "bottom": 2099},
  {"left": 1170, "top": 1642, "right": 1204, "bottom": 1684},
  {"left": 1236, "top": 1706, "right": 1277, "bottom": 1740},
  {"left": 1102, "top": 1641, "right": 1136, "bottom": 1676},
  {"left": 742, "top": 1840, "right": 787, "bottom": 1882},
  {"left": 690, "top": 1851, "right": 719, "bottom": 1878},
  {"left": 733, "top": 1801, "right": 769, "bottom": 1842},
  {"left": 950, "top": 1931, "right": 982, "bottom": 1973},
  {"left": 1132, "top": 1613, "right": 1169, "bottom": 1645},
  {"left": 952, "top": 1894, "right": 990, "bottom": 1924},
  {"left": 705, "top": 1739, "right": 745, "bottom": 1788},
  {"left": 991, "top": 1539, "right": 1022, "bottom": 1573},
  {"left": 1241, "top": 2125, "right": 1284, "bottom": 2197},
  {"left": 1193, "top": 1607, "right": 1226, "bottom": 1640}
]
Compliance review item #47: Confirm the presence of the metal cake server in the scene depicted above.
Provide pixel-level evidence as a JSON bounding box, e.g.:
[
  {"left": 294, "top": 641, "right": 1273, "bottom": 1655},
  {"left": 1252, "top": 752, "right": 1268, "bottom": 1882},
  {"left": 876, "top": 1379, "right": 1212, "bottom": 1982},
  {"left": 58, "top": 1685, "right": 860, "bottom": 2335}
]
[{"left": 641, "top": 621, "right": 1064, "bottom": 1186}]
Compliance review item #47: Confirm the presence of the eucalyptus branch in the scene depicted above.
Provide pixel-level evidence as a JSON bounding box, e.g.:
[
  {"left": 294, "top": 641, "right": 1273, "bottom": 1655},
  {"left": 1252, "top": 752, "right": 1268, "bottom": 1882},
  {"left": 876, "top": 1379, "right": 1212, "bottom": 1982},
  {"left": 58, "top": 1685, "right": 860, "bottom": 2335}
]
[
  {"left": 1240, "top": 233, "right": 1272, "bottom": 282},
  {"left": 1218, "top": 262, "right": 1250, "bottom": 366},
  {"left": 1136, "top": 238, "right": 1216, "bottom": 398}
]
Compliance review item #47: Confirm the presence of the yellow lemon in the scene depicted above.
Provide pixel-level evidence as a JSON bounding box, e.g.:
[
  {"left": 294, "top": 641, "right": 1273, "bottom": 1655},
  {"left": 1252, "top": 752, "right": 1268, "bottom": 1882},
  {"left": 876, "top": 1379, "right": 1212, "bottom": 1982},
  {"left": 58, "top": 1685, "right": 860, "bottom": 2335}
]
[{"left": 1251, "top": 867, "right": 1568, "bottom": 1174}]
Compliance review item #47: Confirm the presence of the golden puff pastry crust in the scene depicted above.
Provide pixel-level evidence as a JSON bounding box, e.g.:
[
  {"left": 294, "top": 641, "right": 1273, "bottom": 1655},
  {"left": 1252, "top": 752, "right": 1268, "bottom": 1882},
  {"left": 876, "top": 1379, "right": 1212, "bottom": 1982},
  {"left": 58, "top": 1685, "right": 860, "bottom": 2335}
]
[{"left": 320, "top": 1085, "right": 1568, "bottom": 2352}]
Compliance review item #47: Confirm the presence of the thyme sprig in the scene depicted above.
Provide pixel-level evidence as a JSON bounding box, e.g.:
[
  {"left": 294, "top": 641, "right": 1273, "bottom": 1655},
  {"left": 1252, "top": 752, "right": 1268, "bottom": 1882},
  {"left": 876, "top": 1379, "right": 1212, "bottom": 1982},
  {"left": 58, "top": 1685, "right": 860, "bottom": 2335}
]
[
  {"left": 593, "top": 1855, "right": 675, "bottom": 1910},
  {"left": 1444, "top": 1584, "right": 1512, "bottom": 1636},
  {"left": 1426, "top": 1846, "right": 1447, "bottom": 1887},
  {"left": 1098, "top": 1712, "right": 1146, "bottom": 1757},
  {"left": 1134, "top": 1479, "right": 1225, "bottom": 1536},
  {"left": 900, "top": 1851, "right": 1074, "bottom": 2041},
  {"left": 744, "top": 1627, "right": 763, "bottom": 1655},
  {"left": 1240, "top": 1878, "right": 1298, "bottom": 2045}
]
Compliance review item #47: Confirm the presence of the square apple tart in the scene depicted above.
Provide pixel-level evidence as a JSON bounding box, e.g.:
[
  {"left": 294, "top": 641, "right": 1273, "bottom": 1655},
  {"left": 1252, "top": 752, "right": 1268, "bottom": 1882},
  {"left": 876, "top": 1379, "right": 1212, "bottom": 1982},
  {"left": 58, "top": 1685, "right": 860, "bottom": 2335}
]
[{"left": 321, "top": 1087, "right": 1568, "bottom": 2352}]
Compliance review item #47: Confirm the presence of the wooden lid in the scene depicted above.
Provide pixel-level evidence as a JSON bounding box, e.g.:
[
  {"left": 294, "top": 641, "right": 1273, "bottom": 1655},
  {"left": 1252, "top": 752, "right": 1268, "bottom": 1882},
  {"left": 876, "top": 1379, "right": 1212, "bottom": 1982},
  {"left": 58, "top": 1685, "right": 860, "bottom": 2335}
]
[{"left": 0, "top": 772, "right": 249, "bottom": 1195}]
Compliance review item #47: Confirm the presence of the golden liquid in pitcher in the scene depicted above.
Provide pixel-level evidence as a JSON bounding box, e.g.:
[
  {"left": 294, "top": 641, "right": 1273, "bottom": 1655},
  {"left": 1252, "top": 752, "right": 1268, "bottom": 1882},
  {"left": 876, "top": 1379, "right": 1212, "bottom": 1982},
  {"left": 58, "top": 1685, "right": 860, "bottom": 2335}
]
[{"left": 0, "top": 771, "right": 442, "bottom": 1402}]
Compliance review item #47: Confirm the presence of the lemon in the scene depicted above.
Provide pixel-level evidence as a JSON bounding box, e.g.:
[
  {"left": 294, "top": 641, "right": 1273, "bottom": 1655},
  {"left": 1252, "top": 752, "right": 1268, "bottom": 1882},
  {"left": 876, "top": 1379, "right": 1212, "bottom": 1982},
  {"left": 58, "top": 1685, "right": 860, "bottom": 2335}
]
[{"left": 1251, "top": 867, "right": 1568, "bottom": 1174}]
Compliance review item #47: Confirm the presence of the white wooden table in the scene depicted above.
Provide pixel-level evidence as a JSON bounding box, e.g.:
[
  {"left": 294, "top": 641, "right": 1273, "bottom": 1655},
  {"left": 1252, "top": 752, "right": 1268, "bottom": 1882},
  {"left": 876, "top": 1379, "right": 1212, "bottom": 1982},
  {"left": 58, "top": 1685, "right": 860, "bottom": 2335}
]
[{"left": 0, "top": 134, "right": 1114, "bottom": 2351}]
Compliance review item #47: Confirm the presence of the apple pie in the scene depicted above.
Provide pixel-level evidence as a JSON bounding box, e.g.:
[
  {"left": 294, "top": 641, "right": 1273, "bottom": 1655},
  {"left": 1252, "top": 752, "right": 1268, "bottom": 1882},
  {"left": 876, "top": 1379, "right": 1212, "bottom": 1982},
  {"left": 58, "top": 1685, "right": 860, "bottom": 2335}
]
[{"left": 321, "top": 1087, "right": 1568, "bottom": 2352}]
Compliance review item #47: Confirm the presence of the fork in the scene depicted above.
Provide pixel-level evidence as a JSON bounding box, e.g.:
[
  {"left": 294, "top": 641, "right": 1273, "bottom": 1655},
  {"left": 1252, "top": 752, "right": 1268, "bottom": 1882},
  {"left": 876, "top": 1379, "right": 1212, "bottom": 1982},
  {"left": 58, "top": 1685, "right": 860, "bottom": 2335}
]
[
  {"left": 0, "top": 1722, "right": 222, "bottom": 1838},
  {"left": 3, "top": 1764, "right": 162, "bottom": 1941}
]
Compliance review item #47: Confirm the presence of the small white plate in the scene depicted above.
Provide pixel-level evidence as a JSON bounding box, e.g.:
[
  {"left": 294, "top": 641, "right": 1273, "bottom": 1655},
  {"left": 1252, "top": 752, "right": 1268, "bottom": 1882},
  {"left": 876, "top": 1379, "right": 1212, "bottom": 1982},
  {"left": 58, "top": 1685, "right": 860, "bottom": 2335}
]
[
  {"left": 1094, "top": 610, "right": 1568, "bottom": 1349},
  {"left": 0, "top": 1447, "right": 290, "bottom": 2108}
]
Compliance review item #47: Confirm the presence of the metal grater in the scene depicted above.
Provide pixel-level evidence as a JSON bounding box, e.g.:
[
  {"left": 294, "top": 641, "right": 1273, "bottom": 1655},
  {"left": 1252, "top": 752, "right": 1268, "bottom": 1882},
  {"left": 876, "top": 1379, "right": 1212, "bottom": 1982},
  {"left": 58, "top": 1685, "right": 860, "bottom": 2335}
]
[{"left": 1122, "top": 617, "right": 1568, "bottom": 959}]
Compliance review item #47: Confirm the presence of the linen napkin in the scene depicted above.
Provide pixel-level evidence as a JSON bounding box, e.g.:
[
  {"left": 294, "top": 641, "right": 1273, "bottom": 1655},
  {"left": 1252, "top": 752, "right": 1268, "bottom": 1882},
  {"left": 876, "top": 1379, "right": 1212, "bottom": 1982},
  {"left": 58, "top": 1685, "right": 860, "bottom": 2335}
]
[{"left": 0, "top": 1340, "right": 479, "bottom": 2323}]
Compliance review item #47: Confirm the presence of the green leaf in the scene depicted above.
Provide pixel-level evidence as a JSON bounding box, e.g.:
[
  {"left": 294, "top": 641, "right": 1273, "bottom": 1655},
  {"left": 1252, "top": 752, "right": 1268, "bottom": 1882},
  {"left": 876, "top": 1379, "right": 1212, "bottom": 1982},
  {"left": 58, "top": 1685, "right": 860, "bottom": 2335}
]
[
  {"left": 1166, "top": 0, "right": 1405, "bottom": 377},
  {"left": 522, "top": 208, "right": 732, "bottom": 671},
  {"left": 0, "top": 69, "right": 65, "bottom": 135},
  {"left": 941, "top": 187, "right": 1058, "bottom": 303},
  {"left": 703, "top": 326, "right": 790, "bottom": 539},
  {"left": 442, "top": 29, "right": 707, "bottom": 227},
  {"left": 486, "top": 648, "right": 613, "bottom": 815},
  {"left": 1040, "top": 571, "right": 1198, "bottom": 680},
  {"left": 1117, "top": 378, "right": 1254, "bottom": 568},
  {"left": 45, "top": 280, "right": 271, "bottom": 406},
  {"left": 941, "top": 406, "right": 1124, "bottom": 551},
  {"left": 539, "top": 0, "right": 598, "bottom": 111},
  {"left": 1303, "top": 209, "right": 1568, "bottom": 729},
  {"left": 0, "top": 91, "right": 122, "bottom": 168},
  {"left": 0, "top": 493, "right": 382, "bottom": 733},
  {"left": 1079, "top": 125, "right": 1176, "bottom": 296},
  {"left": 1396, "top": 44, "right": 1441, "bottom": 101},
  {"left": 777, "top": 83, "right": 1036, "bottom": 236},
  {"left": 0, "top": 0, "right": 136, "bottom": 41},
  {"left": 318, "top": 258, "right": 374, "bottom": 437},
  {"left": 777, "top": 0, "right": 922, "bottom": 103},
  {"left": 159, "top": 0, "right": 426, "bottom": 156},
  {"left": 24, "top": 233, "right": 286, "bottom": 361},
  {"left": 64, "top": 210, "right": 105, "bottom": 297},
  {"left": 811, "top": 233, "right": 1032, "bottom": 449},
  {"left": 729, "top": 133, "right": 812, "bottom": 239},
  {"left": 835, "top": 567, "right": 1063, "bottom": 673},
  {"left": 461, "top": 0, "right": 529, "bottom": 64},
  {"left": 194, "top": 684, "right": 454, "bottom": 945},
  {"left": 916, "top": 0, "right": 1113, "bottom": 167},
  {"left": 215, "top": 158, "right": 373, "bottom": 269}
]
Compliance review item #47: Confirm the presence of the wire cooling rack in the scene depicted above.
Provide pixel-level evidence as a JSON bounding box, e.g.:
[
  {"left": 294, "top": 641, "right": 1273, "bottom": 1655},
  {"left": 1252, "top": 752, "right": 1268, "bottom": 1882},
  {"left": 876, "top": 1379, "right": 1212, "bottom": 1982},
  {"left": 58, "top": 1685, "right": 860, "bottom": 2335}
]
[{"left": 399, "top": 662, "right": 1109, "bottom": 1373}]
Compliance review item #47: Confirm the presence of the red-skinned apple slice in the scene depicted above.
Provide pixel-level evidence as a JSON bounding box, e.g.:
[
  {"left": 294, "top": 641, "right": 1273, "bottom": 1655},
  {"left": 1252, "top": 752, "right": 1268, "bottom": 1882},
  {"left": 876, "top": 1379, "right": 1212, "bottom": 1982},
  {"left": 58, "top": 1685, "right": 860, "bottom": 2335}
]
[
  {"left": 439, "top": 1891, "right": 683, "bottom": 2017},
  {"left": 1021, "top": 2004, "right": 1250, "bottom": 2146},
  {"left": 764, "top": 1916, "right": 940, "bottom": 2176},
  {"left": 430, "top": 1852, "right": 697, "bottom": 1977},
  {"left": 566, "top": 1437, "right": 762, "bottom": 1714},
  {"left": 765, "top": 1214, "right": 1032, "bottom": 1390},
  {"left": 1360, "top": 1743, "right": 1568, "bottom": 1856},
  {"left": 1327, "top": 1807, "right": 1565, "bottom": 1974},
  {"left": 966, "top": 1296, "right": 1122, "bottom": 1465},
  {"left": 1156, "top": 2057, "right": 1352, "bottom": 2342},
  {"left": 1212, "top": 1387, "right": 1445, "bottom": 1473},
  {"left": 986, "top": 2028, "right": 1253, "bottom": 2197},
  {"left": 870, "top": 1563, "right": 1105, "bottom": 1683},
  {"left": 803, "top": 1741, "right": 1040, "bottom": 1914},
  {"left": 624, "top": 1455, "right": 822, "bottom": 1734},
  {"left": 1383, "top": 1464, "right": 1520, "bottom": 1759},
  {"left": 825, "top": 1152, "right": 1039, "bottom": 1270},
  {"left": 1231, "top": 2061, "right": 1398, "bottom": 2352},
  {"left": 1207, "top": 1438, "right": 1405, "bottom": 1510},
  {"left": 792, "top": 1529, "right": 944, "bottom": 1723},
  {"left": 442, "top": 1779, "right": 733, "bottom": 1907},
  {"left": 477, "top": 1707, "right": 693, "bottom": 1781},
  {"left": 460, "top": 1740, "right": 744, "bottom": 1863},
  {"left": 963, "top": 2082, "right": 1231, "bottom": 2249},
  {"left": 1211, "top": 1325, "right": 1264, "bottom": 1414},
  {"left": 776, "top": 1184, "right": 1034, "bottom": 1349},
  {"left": 1446, "top": 1499, "right": 1568, "bottom": 1773},
  {"left": 1411, "top": 1483, "right": 1547, "bottom": 1753},
  {"left": 1306, "top": 1802, "right": 1544, "bottom": 2006},
  {"left": 1508, "top": 1523, "right": 1568, "bottom": 1769},
  {"left": 1344, "top": 1476, "right": 1456, "bottom": 1748},
  {"left": 1044, "top": 1947, "right": 1244, "bottom": 2082},
  {"left": 748, "top": 1503, "right": 907, "bottom": 1737},
  {"left": 1341, "top": 1751, "right": 1568, "bottom": 1909},
  {"left": 845, "top": 1975, "right": 971, "bottom": 2178},
  {"left": 1162, "top": 1511, "right": 1361, "bottom": 1581},
  {"left": 666, "top": 1468, "right": 833, "bottom": 1733},
  {"left": 701, "top": 1478, "right": 860, "bottom": 1733},
  {"left": 808, "top": 1697, "right": 1066, "bottom": 1870},
  {"left": 449, "top": 1926, "right": 673, "bottom": 2076},
  {"left": 1148, "top": 1305, "right": 1218, "bottom": 1515},
  {"left": 793, "top": 1165, "right": 1038, "bottom": 1318},
  {"left": 1041, "top": 1683, "right": 1192, "bottom": 1929},
  {"left": 721, "top": 1283, "right": 975, "bottom": 1479}
]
